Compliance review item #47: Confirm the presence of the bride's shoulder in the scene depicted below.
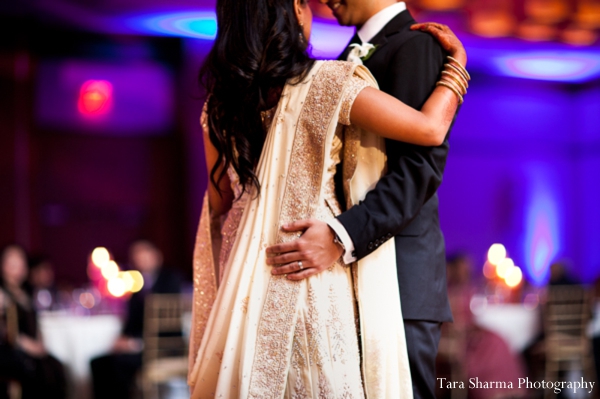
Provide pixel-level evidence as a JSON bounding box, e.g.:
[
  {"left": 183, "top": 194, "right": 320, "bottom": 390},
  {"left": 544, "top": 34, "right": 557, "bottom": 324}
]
[
  {"left": 312, "top": 60, "right": 361, "bottom": 79},
  {"left": 320, "top": 60, "right": 354, "bottom": 66},
  {"left": 314, "top": 61, "right": 375, "bottom": 87},
  {"left": 319, "top": 60, "right": 356, "bottom": 68}
]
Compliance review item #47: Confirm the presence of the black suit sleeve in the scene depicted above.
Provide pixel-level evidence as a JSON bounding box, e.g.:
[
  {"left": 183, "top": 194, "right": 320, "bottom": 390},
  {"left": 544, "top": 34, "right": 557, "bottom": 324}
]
[{"left": 337, "top": 33, "right": 450, "bottom": 260}]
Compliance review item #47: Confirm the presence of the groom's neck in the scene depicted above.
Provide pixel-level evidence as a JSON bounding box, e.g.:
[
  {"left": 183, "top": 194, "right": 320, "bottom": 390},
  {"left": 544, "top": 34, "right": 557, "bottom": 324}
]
[{"left": 357, "top": 0, "right": 400, "bottom": 28}]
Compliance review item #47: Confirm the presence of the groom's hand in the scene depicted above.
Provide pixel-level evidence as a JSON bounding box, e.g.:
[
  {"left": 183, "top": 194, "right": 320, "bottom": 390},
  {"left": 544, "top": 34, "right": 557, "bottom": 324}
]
[{"left": 266, "top": 219, "right": 343, "bottom": 281}]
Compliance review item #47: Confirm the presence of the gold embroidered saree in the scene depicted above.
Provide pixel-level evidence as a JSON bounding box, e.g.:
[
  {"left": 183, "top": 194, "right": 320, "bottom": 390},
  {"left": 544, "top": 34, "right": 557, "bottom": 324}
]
[{"left": 188, "top": 61, "right": 412, "bottom": 399}]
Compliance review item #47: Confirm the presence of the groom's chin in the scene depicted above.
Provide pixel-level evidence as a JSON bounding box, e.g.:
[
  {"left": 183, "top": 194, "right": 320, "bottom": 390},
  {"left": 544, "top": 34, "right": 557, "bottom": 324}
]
[
  {"left": 331, "top": 13, "right": 351, "bottom": 27},
  {"left": 332, "top": 9, "right": 357, "bottom": 27}
]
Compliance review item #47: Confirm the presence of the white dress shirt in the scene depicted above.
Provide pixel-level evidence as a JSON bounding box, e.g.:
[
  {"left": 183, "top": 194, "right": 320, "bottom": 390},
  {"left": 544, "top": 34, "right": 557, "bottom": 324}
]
[{"left": 328, "top": 2, "right": 407, "bottom": 264}]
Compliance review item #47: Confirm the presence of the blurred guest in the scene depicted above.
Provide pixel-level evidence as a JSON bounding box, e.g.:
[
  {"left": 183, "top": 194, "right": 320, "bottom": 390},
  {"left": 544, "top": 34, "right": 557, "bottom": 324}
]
[
  {"left": 90, "top": 240, "right": 181, "bottom": 399},
  {"left": 438, "top": 252, "right": 526, "bottom": 399},
  {"left": 446, "top": 252, "right": 474, "bottom": 288},
  {"left": 27, "top": 256, "right": 58, "bottom": 311},
  {"left": 0, "top": 245, "right": 66, "bottom": 399},
  {"left": 446, "top": 253, "right": 477, "bottom": 328},
  {"left": 549, "top": 260, "right": 577, "bottom": 286}
]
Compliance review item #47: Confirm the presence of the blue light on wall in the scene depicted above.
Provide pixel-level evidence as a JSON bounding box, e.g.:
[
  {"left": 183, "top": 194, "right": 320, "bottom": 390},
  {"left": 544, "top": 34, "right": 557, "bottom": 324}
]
[
  {"left": 461, "top": 36, "right": 600, "bottom": 83},
  {"left": 523, "top": 175, "right": 560, "bottom": 285},
  {"left": 126, "top": 12, "right": 353, "bottom": 58},
  {"left": 125, "top": 11, "right": 600, "bottom": 82},
  {"left": 495, "top": 51, "right": 600, "bottom": 83},
  {"left": 127, "top": 11, "right": 218, "bottom": 40}
]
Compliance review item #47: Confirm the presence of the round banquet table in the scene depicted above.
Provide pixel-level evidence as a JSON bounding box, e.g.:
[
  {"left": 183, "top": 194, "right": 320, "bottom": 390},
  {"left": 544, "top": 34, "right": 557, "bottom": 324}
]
[
  {"left": 39, "top": 312, "right": 122, "bottom": 399},
  {"left": 471, "top": 301, "right": 541, "bottom": 353}
]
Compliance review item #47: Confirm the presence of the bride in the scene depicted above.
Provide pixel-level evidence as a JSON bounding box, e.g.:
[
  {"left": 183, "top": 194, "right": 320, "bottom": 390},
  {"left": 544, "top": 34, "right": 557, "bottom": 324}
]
[{"left": 188, "top": 0, "right": 468, "bottom": 397}]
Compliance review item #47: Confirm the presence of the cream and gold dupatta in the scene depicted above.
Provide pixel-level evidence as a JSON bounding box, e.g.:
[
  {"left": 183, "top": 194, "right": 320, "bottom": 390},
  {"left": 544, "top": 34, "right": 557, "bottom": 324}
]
[{"left": 188, "top": 60, "right": 412, "bottom": 399}]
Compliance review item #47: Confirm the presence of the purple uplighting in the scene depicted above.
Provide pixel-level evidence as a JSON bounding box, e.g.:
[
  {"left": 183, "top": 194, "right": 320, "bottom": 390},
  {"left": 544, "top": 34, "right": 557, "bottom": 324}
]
[
  {"left": 4, "top": 0, "right": 600, "bottom": 310},
  {"left": 124, "top": 12, "right": 600, "bottom": 83},
  {"left": 524, "top": 184, "right": 560, "bottom": 285},
  {"left": 309, "top": 19, "right": 354, "bottom": 59},
  {"left": 36, "top": 60, "right": 175, "bottom": 135},
  {"left": 126, "top": 11, "right": 354, "bottom": 59},
  {"left": 127, "top": 10, "right": 218, "bottom": 40},
  {"left": 495, "top": 51, "right": 600, "bottom": 83}
]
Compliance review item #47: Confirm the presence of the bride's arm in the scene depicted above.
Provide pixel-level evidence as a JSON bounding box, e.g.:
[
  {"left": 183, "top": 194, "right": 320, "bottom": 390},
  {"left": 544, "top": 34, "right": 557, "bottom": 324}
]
[
  {"left": 350, "top": 85, "right": 456, "bottom": 146},
  {"left": 202, "top": 116, "right": 234, "bottom": 216},
  {"left": 350, "top": 23, "right": 467, "bottom": 147}
]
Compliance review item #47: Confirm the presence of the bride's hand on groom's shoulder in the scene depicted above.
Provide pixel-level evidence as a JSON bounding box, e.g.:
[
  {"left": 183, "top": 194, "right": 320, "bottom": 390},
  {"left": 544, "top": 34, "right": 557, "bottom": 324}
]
[
  {"left": 411, "top": 22, "right": 467, "bottom": 66},
  {"left": 266, "top": 219, "right": 343, "bottom": 281}
]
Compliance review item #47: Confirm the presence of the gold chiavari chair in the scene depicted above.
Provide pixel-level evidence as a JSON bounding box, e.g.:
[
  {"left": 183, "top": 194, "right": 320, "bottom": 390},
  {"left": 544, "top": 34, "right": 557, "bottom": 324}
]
[
  {"left": 141, "top": 294, "right": 192, "bottom": 399},
  {"left": 543, "top": 285, "right": 595, "bottom": 399}
]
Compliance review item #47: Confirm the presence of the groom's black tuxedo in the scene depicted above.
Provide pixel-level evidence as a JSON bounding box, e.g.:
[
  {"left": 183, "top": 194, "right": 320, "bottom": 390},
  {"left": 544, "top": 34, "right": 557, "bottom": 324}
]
[
  {"left": 337, "top": 9, "right": 454, "bottom": 399},
  {"left": 338, "top": 9, "right": 453, "bottom": 324}
]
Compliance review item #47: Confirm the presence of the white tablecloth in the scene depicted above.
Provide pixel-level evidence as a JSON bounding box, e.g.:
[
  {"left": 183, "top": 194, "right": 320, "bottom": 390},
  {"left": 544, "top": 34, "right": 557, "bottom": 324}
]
[
  {"left": 40, "top": 313, "right": 122, "bottom": 398},
  {"left": 472, "top": 302, "right": 541, "bottom": 353}
]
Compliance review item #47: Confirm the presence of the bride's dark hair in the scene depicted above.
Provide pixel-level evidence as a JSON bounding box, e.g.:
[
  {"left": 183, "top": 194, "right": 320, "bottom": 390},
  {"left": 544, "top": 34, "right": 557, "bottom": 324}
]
[{"left": 201, "top": 0, "right": 315, "bottom": 196}]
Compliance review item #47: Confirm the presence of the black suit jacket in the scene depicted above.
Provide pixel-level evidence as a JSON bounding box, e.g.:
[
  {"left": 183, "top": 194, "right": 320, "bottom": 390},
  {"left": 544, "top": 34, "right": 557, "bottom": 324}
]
[
  {"left": 122, "top": 267, "right": 182, "bottom": 338},
  {"left": 337, "top": 10, "right": 453, "bottom": 322}
]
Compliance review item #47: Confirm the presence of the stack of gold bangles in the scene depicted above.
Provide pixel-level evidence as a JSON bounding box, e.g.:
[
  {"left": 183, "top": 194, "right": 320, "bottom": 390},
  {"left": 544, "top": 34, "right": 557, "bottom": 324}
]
[{"left": 436, "top": 56, "right": 470, "bottom": 105}]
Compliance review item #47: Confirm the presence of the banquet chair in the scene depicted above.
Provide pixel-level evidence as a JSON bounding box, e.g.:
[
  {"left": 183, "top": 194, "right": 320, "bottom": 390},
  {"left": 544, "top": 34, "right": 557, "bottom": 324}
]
[
  {"left": 141, "top": 293, "right": 192, "bottom": 399},
  {"left": 543, "top": 285, "right": 595, "bottom": 399}
]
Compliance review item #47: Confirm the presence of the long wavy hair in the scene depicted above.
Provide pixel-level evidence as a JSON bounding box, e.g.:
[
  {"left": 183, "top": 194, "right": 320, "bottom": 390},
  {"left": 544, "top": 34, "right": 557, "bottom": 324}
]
[{"left": 201, "top": 0, "right": 315, "bottom": 196}]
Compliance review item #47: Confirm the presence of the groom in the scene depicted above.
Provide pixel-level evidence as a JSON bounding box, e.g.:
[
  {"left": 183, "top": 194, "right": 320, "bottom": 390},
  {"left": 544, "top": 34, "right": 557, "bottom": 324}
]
[{"left": 267, "top": 1, "right": 454, "bottom": 398}]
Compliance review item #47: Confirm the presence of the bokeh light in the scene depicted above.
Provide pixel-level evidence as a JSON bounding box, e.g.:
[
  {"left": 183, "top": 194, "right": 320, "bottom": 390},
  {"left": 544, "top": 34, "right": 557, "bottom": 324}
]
[
  {"left": 118, "top": 271, "right": 135, "bottom": 292},
  {"left": 36, "top": 289, "right": 53, "bottom": 309},
  {"left": 78, "top": 80, "right": 113, "bottom": 116},
  {"left": 523, "top": 293, "right": 540, "bottom": 309},
  {"left": 91, "top": 247, "right": 111, "bottom": 268},
  {"left": 496, "top": 257, "right": 515, "bottom": 279},
  {"left": 79, "top": 292, "right": 96, "bottom": 309},
  {"left": 487, "top": 244, "right": 507, "bottom": 265},
  {"left": 505, "top": 266, "right": 523, "bottom": 287},
  {"left": 482, "top": 260, "right": 496, "bottom": 279},
  {"left": 128, "top": 271, "right": 144, "bottom": 293},
  {"left": 107, "top": 277, "right": 127, "bottom": 297},
  {"left": 101, "top": 260, "right": 120, "bottom": 280}
]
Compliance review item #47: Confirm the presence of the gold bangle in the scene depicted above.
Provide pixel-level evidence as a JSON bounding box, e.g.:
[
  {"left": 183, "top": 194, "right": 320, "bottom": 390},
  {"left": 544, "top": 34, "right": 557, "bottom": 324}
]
[
  {"left": 447, "top": 56, "right": 471, "bottom": 80},
  {"left": 436, "top": 80, "right": 464, "bottom": 104},
  {"left": 441, "top": 70, "right": 467, "bottom": 95},
  {"left": 445, "top": 63, "right": 470, "bottom": 84},
  {"left": 442, "top": 67, "right": 468, "bottom": 89},
  {"left": 439, "top": 78, "right": 464, "bottom": 101}
]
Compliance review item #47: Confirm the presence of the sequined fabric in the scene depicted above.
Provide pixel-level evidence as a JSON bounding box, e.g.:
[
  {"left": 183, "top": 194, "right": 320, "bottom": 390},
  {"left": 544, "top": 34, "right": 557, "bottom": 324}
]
[
  {"left": 217, "top": 168, "right": 246, "bottom": 283},
  {"left": 281, "top": 163, "right": 364, "bottom": 398},
  {"left": 189, "top": 194, "right": 219, "bottom": 378},
  {"left": 339, "top": 76, "right": 370, "bottom": 126},
  {"left": 189, "top": 61, "right": 408, "bottom": 399},
  {"left": 248, "top": 61, "right": 360, "bottom": 399}
]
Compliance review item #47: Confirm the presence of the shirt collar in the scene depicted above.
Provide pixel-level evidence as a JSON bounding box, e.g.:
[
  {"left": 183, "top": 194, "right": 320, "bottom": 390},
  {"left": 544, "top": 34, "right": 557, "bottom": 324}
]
[{"left": 357, "top": 2, "right": 407, "bottom": 43}]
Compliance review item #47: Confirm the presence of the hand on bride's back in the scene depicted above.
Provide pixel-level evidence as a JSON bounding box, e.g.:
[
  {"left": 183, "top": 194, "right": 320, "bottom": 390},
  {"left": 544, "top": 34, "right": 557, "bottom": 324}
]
[{"left": 411, "top": 22, "right": 467, "bottom": 66}]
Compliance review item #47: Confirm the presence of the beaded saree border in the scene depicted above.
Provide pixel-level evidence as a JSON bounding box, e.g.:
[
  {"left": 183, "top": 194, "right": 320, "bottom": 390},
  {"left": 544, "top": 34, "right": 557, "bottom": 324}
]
[{"left": 247, "top": 61, "right": 356, "bottom": 398}]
